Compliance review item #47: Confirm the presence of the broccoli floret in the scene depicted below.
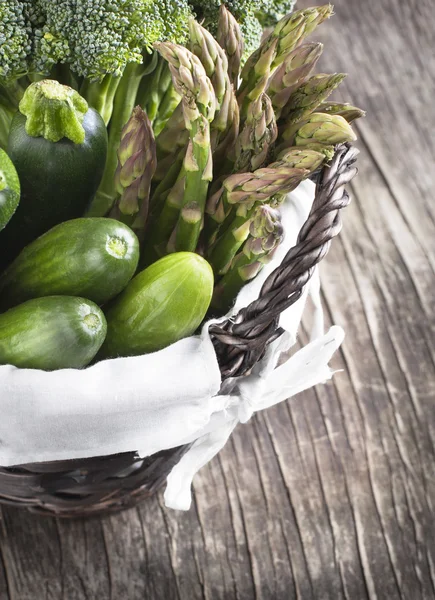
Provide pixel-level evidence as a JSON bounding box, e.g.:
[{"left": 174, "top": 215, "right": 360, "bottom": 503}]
[
  {"left": 0, "top": 0, "right": 32, "bottom": 85},
  {"left": 256, "top": 0, "right": 297, "bottom": 27}
]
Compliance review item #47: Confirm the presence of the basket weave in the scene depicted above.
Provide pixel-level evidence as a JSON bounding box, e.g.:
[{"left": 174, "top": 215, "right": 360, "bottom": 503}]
[{"left": 0, "top": 144, "right": 358, "bottom": 518}]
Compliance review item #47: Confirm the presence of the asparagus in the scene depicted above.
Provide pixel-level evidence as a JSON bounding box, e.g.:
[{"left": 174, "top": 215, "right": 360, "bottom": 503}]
[
  {"left": 155, "top": 104, "right": 188, "bottom": 166},
  {"left": 280, "top": 112, "right": 357, "bottom": 157},
  {"left": 267, "top": 43, "right": 323, "bottom": 119},
  {"left": 238, "top": 5, "right": 333, "bottom": 111},
  {"left": 277, "top": 146, "right": 326, "bottom": 172},
  {"left": 152, "top": 85, "right": 182, "bottom": 136},
  {"left": 188, "top": 19, "right": 233, "bottom": 148},
  {"left": 154, "top": 42, "right": 216, "bottom": 252},
  {"left": 86, "top": 53, "right": 159, "bottom": 217},
  {"left": 238, "top": 37, "right": 279, "bottom": 117},
  {"left": 211, "top": 205, "right": 284, "bottom": 312},
  {"left": 109, "top": 106, "right": 156, "bottom": 240},
  {"left": 233, "top": 93, "right": 278, "bottom": 173},
  {"left": 216, "top": 4, "right": 244, "bottom": 87},
  {"left": 211, "top": 87, "right": 240, "bottom": 177},
  {"left": 281, "top": 73, "right": 347, "bottom": 124},
  {"left": 175, "top": 113, "right": 213, "bottom": 251},
  {"left": 207, "top": 163, "right": 307, "bottom": 274},
  {"left": 318, "top": 101, "right": 366, "bottom": 122},
  {"left": 142, "top": 172, "right": 186, "bottom": 265},
  {"left": 136, "top": 57, "right": 179, "bottom": 126}
]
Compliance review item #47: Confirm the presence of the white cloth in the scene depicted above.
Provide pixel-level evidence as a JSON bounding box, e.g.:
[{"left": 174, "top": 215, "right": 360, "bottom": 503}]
[{"left": 0, "top": 180, "right": 344, "bottom": 511}]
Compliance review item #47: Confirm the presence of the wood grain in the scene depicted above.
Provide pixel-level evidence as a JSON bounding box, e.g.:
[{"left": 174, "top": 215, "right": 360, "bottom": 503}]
[{"left": 0, "top": 0, "right": 434, "bottom": 598}]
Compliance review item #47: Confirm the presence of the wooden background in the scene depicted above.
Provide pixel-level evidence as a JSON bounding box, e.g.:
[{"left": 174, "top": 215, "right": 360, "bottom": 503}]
[{"left": 1, "top": 0, "right": 434, "bottom": 598}]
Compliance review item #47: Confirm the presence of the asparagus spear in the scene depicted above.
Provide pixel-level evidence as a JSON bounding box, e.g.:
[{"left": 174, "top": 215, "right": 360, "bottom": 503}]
[
  {"left": 216, "top": 4, "right": 244, "bottom": 87},
  {"left": 238, "top": 5, "right": 333, "bottom": 112},
  {"left": 154, "top": 42, "right": 216, "bottom": 253},
  {"left": 207, "top": 164, "right": 307, "bottom": 274},
  {"left": 154, "top": 39, "right": 218, "bottom": 163},
  {"left": 136, "top": 57, "right": 174, "bottom": 124},
  {"left": 109, "top": 106, "right": 156, "bottom": 241},
  {"left": 279, "top": 112, "right": 357, "bottom": 157},
  {"left": 155, "top": 104, "right": 188, "bottom": 165},
  {"left": 277, "top": 147, "right": 326, "bottom": 172},
  {"left": 318, "top": 101, "right": 366, "bottom": 122},
  {"left": 211, "top": 205, "right": 284, "bottom": 313},
  {"left": 267, "top": 43, "right": 323, "bottom": 119},
  {"left": 211, "top": 87, "right": 240, "bottom": 177},
  {"left": 188, "top": 19, "right": 228, "bottom": 108},
  {"left": 152, "top": 85, "right": 182, "bottom": 135},
  {"left": 142, "top": 172, "right": 186, "bottom": 265},
  {"left": 233, "top": 93, "right": 278, "bottom": 172},
  {"left": 188, "top": 19, "right": 234, "bottom": 148},
  {"left": 281, "top": 73, "right": 347, "bottom": 124}
]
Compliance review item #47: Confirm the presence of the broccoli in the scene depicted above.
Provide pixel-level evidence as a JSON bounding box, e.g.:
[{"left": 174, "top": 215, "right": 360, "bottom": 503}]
[
  {"left": 257, "top": 0, "right": 297, "bottom": 27},
  {"left": 0, "top": 1, "right": 33, "bottom": 146},
  {"left": 0, "top": 0, "right": 194, "bottom": 198},
  {"left": 0, "top": 0, "right": 298, "bottom": 203}
]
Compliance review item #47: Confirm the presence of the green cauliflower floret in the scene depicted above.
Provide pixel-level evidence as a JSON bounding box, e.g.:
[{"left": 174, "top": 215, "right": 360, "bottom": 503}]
[{"left": 0, "top": 0, "right": 32, "bottom": 85}]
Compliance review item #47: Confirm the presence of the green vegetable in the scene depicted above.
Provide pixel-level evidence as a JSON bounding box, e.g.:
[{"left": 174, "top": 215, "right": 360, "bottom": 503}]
[
  {"left": 216, "top": 4, "right": 244, "bottom": 86},
  {"left": 0, "top": 148, "right": 20, "bottom": 231},
  {"left": 1, "top": 81, "right": 107, "bottom": 267},
  {"left": 0, "top": 218, "right": 139, "bottom": 310},
  {"left": 191, "top": 0, "right": 297, "bottom": 57},
  {"left": 280, "top": 73, "right": 347, "bottom": 124},
  {"left": 0, "top": 1, "right": 193, "bottom": 215},
  {"left": 109, "top": 107, "right": 157, "bottom": 241},
  {"left": 317, "top": 101, "right": 366, "bottom": 123},
  {"left": 279, "top": 112, "right": 357, "bottom": 157},
  {"left": 0, "top": 296, "right": 107, "bottom": 370},
  {"left": 238, "top": 5, "right": 333, "bottom": 114},
  {"left": 211, "top": 204, "right": 284, "bottom": 313},
  {"left": 154, "top": 42, "right": 216, "bottom": 253},
  {"left": 101, "top": 252, "right": 214, "bottom": 357},
  {"left": 207, "top": 163, "right": 306, "bottom": 274}
]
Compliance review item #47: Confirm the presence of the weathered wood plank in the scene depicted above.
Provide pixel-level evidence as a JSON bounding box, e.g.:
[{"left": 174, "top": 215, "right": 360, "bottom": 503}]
[{"left": 0, "top": 0, "right": 434, "bottom": 598}]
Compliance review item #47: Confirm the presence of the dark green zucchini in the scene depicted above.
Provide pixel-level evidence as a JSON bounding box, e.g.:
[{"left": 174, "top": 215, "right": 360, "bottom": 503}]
[
  {"left": 0, "top": 218, "right": 139, "bottom": 309},
  {"left": 0, "top": 148, "right": 20, "bottom": 232},
  {"left": 1, "top": 80, "right": 107, "bottom": 267},
  {"left": 0, "top": 296, "right": 107, "bottom": 370}
]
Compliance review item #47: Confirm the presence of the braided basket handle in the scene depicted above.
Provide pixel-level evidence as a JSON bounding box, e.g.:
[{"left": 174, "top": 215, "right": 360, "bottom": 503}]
[{"left": 210, "top": 143, "right": 359, "bottom": 378}]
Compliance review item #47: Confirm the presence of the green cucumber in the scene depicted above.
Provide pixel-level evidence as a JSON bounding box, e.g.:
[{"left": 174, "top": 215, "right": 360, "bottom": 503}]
[
  {"left": 0, "top": 296, "right": 107, "bottom": 370},
  {"left": 0, "top": 218, "right": 139, "bottom": 310},
  {"left": 0, "top": 148, "right": 20, "bottom": 232},
  {"left": 1, "top": 81, "right": 107, "bottom": 267},
  {"left": 101, "top": 252, "right": 214, "bottom": 358}
]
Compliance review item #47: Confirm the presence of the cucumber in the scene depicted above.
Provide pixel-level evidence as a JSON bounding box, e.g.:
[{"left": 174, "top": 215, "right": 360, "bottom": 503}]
[
  {"left": 0, "top": 296, "right": 107, "bottom": 370},
  {"left": 1, "top": 81, "right": 107, "bottom": 267},
  {"left": 0, "top": 218, "right": 139, "bottom": 310},
  {"left": 101, "top": 252, "right": 214, "bottom": 358},
  {"left": 0, "top": 148, "right": 20, "bottom": 232}
]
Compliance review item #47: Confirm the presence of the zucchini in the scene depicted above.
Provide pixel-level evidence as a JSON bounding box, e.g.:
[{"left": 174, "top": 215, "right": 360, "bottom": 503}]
[
  {"left": 0, "top": 296, "right": 107, "bottom": 370},
  {"left": 101, "top": 252, "right": 214, "bottom": 358},
  {"left": 0, "top": 218, "right": 139, "bottom": 309},
  {"left": 0, "top": 148, "right": 20, "bottom": 232},
  {"left": 1, "top": 80, "right": 107, "bottom": 267}
]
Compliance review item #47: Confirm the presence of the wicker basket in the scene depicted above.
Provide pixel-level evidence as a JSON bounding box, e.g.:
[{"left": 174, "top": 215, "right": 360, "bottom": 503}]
[{"left": 0, "top": 144, "right": 358, "bottom": 518}]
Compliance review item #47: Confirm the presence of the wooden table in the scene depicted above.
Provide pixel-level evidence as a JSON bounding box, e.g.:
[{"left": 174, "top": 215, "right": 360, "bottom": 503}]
[{"left": 1, "top": 1, "right": 434, "bottom": 598}]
